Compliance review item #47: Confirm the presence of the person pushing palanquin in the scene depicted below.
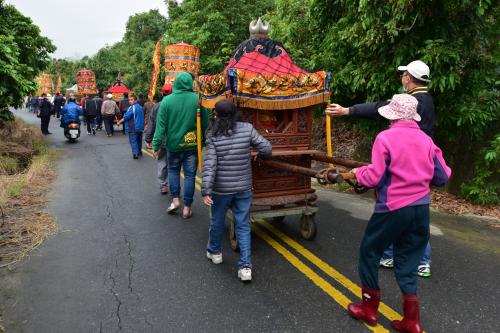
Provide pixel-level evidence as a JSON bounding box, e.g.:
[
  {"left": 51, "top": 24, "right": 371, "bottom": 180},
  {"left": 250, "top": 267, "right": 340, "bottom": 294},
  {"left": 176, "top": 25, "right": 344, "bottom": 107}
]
[{"left": 198, "top": 18, "right": 348, "bottom": 240}]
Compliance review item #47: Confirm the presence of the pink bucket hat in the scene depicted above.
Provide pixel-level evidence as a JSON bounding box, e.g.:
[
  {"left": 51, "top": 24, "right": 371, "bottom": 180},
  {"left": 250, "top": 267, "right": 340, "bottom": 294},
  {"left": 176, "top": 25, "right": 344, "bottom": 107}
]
[{"left": 378, "top": 93, "right": 420, "bottom": 122}]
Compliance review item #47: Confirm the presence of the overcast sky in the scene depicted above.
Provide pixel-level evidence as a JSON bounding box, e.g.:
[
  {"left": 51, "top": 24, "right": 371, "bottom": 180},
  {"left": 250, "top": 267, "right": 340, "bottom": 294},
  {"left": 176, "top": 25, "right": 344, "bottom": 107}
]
[{"left": 6, "top": 0, "right": 168, "bottom": 59}]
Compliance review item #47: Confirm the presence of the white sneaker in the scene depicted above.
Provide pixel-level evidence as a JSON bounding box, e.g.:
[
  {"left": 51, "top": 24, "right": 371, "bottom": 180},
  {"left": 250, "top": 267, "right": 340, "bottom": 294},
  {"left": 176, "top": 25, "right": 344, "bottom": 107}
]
[
  {"left": 206, "top": 251, "right": 223, "bottom": 264},
  {"left": 417, "top": 264, "right": 431, "bottom": 278},
  {"left": 238, "top": 267, "right": 252, "bottom": 282},
  {"left": 379, "top": 258, "right": 394, "bottom": 268}
]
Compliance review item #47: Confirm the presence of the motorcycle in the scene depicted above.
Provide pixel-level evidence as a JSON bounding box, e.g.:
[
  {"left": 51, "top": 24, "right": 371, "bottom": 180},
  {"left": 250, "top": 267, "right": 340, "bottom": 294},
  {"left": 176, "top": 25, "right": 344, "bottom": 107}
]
[{"left": 64, "top": 120, "right": 81, "bottom": 142}]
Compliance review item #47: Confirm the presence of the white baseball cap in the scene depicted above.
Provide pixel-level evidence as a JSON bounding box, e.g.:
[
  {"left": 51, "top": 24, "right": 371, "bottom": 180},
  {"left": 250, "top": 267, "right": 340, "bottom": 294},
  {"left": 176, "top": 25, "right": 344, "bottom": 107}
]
[
  {"left": 107, "top": 93, "right": 113, "bottom": 99},
  {"left": 398, "top": 60, "right": 430, "bottom": 82}
]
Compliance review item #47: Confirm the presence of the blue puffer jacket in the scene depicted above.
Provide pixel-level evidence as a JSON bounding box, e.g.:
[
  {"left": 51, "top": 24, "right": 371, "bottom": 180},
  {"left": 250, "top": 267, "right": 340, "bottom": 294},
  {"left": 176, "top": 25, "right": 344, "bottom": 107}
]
[
  {"left": 60, "top": 101, "right": 83, "bottom": 127},
  {"left": 123, "top": 103, "right": 144, "bottom": 133},
  {"left": 201, "top": 122, "right": 272, "bottom": 196}
]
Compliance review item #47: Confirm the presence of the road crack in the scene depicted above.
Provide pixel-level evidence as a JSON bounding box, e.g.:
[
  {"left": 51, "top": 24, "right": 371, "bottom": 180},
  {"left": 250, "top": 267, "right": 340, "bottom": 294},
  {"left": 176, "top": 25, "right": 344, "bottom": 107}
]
[{"left": 124, "top": 234, "right": 135, "bottom": 294}]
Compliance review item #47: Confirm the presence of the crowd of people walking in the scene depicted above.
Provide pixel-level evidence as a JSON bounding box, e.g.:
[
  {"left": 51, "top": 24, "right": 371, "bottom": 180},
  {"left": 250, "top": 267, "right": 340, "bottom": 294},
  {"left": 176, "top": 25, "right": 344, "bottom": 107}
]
[{"left": 23, "top": 60, "right": 450, "bottom": 333}]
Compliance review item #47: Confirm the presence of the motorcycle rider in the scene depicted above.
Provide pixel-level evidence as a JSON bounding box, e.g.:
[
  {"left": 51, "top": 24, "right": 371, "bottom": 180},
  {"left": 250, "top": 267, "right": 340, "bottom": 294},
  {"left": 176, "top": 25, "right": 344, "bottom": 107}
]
[{"left": 60, "top": 95, "right": 83, "bottom": 130}]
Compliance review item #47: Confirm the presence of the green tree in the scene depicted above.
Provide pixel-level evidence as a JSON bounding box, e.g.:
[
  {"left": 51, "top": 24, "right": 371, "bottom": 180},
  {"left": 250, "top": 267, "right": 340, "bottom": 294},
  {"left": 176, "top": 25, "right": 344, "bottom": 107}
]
[
  {"left": 0, "top": 0, "right": 55, "bottom": 121},
  {"left": 273, "top": 0, "right": 499, "bottom": 203},
  {"left": 165, "top": 0, "right": 275, "bottom": 74},
  {"left": 266, "top": 0, "right": 317, "bottom": 70}
]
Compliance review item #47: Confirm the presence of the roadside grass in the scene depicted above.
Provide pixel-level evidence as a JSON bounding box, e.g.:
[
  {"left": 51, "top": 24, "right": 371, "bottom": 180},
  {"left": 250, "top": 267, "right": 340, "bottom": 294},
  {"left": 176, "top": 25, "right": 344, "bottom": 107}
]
[
  {"left": 0, "top": 119, "right": 59, "bottom": 268},
  {"left": 0, "top": 156, "right": 19, "bottom": 175}
]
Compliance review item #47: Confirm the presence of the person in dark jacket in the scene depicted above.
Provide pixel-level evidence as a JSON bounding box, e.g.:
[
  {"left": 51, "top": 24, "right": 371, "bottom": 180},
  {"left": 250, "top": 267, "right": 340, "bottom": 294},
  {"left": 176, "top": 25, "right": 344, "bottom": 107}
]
[
  {"left": 326, "top": 60, "right": 435, "bottom": 278},
  {"left": 30, "top": 94, "right": 39, "bottom": 113},
  {"left": 53, "top": 92, "right": 65, "bottom": 118},
  {"left": 39, "top": 93, "right": 53, "bottom": 135},
  {"left": 145, "top": 84, "right": 172, "bottom": 194},
  {"left": 137, "top": 94, "right": 146, "bottom": 107},
  {"left": 327, "top": 60, "right": 435, "bottom": 137},
  {"left": 119, "top": 92, "right": 130, "bottom": 135},
  {"left": 94, "top": 93, "right": 104, "bottom": 130},
  {"left": 201, "top": 100, "right": 272, "bottom": 282},
  {"left": 84, "top": 95, "right": 100, "bottom": 135}
]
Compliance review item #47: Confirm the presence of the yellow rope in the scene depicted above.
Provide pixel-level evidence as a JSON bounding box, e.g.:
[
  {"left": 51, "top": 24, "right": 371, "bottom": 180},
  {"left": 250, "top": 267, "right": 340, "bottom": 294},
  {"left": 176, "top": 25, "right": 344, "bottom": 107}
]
[
  {"left": 326, "top": 99, "right": 333, "bottom": 167},
  {"left": 196, "top": 107, "right": 202, "bottom": 171}
]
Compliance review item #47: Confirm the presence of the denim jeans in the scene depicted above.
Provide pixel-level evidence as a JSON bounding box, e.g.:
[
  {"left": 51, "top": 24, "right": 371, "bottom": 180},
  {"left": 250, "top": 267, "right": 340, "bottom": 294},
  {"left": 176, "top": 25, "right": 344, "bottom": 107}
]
[
  {"left": 157, "top": 147, "right": 168, "bottom": 189},
  {"left": 86, "top": 115, "right": 96, "bottom": 133},
  {"left": 382, "top": 241, "right": 431, "bottom": 265},
  {"left": 167, "top": 150, "right": 197, "bottom": 207},
  {"left": 128, "top": 132, "right": 143, "bottom": 156},
  {"left": 207, "top": 191, "right": 253, "bottom": 269}
]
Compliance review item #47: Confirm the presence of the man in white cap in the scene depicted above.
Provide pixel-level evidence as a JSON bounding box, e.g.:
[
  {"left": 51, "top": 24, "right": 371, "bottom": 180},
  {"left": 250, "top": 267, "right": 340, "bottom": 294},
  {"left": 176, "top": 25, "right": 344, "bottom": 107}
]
[
  {"left": 101, "top": 93, "right": 119, "bottom": 137},
  {"left": 327, "top": 60, "right": 435, "bottom": 277},
  {"left": 328, "top": 60, "right": 434, "bottom": 138}
]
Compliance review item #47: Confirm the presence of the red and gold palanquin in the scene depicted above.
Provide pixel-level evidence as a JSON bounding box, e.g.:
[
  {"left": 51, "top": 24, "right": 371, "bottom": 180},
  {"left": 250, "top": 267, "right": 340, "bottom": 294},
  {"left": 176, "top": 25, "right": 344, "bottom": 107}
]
[{"left": 199, "top": 38, "right": 330, "bottom": 206}]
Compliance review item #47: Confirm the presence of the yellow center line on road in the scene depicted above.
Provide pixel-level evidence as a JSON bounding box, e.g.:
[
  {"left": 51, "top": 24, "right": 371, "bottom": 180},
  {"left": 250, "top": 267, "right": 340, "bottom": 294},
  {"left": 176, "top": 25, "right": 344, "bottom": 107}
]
[
  {"left": 255, "top": 219, "right": 403, "bottom": 322},
  {"left": 141, "top": 148, "right": 399, "bottom": 330},
  {"left": 252, "top": 224, "right": 390, "bottom": 333}
]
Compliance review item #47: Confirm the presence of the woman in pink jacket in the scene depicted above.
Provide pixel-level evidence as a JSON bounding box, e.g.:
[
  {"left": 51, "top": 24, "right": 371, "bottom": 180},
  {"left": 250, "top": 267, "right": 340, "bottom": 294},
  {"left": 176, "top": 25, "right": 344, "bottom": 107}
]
[{"left": 347, "top": 94, "right": 451, "bottom": 333}]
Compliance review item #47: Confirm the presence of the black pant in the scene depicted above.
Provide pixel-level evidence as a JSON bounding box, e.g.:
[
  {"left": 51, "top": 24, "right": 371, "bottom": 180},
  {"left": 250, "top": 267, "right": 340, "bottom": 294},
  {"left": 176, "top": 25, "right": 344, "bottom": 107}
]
[
  {"left": 359, "top": 204, "right": 430, "bottom": 295},
  {"left": 96, "top": 114, "right": 103, "bottom": 129},
  {"left": 86, "top": 115, "right": 96, "bottom": 133},
  {"left": 103, "top": 115, "right": 115, "bottom": 135},
  {"left": 40, "top": 115, "right": 51, "bottom": 134}
]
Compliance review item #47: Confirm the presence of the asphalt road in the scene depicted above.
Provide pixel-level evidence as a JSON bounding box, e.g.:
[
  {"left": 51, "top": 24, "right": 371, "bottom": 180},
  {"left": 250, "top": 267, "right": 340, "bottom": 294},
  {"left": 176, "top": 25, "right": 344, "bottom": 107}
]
[{"left": 1, "top": 109, "right": 500, "bottom": 333}]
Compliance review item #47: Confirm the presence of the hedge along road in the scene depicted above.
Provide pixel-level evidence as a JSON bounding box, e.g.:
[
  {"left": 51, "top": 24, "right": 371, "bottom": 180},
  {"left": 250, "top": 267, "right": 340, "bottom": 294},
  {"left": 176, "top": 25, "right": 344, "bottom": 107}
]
[{"left": 2, "top": 108, "right": 500, "bottom": 333}]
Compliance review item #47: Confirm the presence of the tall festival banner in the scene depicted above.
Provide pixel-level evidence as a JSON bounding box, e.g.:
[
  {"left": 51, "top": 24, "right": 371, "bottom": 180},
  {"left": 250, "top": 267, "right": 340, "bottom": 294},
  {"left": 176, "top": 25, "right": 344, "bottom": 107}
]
[
  {"left": 35, "top": 73, "right": 53, "bottom": 96},
  {"left": 164, "top": 42, "right": 200, "bottom": 85},
  {"left": 55, "top": 75, "right": 62, "bottom": 94},
  {"left": 76, "top": 69, "right": 98, "bottom": 95},
  {"left": 148, "top": 39, "right": 162, "bottom": 101}
]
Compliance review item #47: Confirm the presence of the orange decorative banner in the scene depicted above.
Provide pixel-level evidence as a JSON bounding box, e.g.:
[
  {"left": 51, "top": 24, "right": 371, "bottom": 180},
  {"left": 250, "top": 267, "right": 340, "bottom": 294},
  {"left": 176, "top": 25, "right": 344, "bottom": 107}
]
[
  {"left": 164, "top": 42, "right": 200, "bottom": 85},
  {"left": 76, "top": 69, "right": 98, "bottom": 95},
  {"left": 148, "top": 39, "right": 162, "bottom": 101},
  {"left": 55, "top": 75, "right": 62, "bottom": 94},
  {"left": 35, "top": 73, "right": 53, "bottom": 96}
]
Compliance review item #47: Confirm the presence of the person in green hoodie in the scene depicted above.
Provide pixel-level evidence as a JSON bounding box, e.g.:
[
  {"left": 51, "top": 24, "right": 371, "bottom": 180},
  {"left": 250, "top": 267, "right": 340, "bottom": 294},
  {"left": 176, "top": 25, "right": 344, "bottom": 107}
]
[{"left": 152, "top": 72, "right": 209, "bottom": 219}]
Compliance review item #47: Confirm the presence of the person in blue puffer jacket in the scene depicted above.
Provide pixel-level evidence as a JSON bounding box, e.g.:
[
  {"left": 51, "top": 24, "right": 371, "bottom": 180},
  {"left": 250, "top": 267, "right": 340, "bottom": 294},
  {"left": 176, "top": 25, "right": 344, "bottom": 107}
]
[
  {"left": 60, "top": 96, "right": 83, "bottom": 128},
  {"left": 117, "top": 94, "right": 144, "bottom": 159}
]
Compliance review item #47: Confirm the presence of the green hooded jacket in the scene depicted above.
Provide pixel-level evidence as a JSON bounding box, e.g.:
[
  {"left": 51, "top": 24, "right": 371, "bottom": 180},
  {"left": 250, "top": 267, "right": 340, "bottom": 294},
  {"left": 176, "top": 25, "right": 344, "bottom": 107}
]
[{"left": 152, "top": 72, "right": 209, "bottom": 152}]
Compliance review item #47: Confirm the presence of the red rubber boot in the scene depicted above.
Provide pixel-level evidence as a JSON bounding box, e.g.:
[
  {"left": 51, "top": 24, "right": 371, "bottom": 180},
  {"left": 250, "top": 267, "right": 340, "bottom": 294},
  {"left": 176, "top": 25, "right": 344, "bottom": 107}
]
[
  {"left": 391, "top": 294, "right": 424, "bottom": 333},
  {"left": 347, "top": 286, "right": 380, "bottom": 326}
]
